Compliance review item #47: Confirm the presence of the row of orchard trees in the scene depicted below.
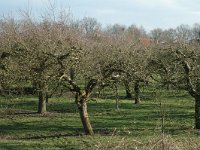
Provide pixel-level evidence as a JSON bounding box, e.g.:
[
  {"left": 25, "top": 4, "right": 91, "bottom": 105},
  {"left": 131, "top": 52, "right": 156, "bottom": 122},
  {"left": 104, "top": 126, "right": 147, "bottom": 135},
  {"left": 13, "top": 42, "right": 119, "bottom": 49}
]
[
  {"left": 0, "top": 12, "right": 200, "bottom": 135},
  {"left": 0, "top": 14, "right": 148, "bottom": 135},
  {"left": 150, "top": 24, "right": 200, "bottom": 129}
]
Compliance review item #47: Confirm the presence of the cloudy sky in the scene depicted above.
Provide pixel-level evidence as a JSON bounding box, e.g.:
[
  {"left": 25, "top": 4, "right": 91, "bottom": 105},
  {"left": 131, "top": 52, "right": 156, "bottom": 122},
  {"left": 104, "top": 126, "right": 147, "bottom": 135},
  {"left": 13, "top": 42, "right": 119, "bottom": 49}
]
[{"left": 1, "top": 0, "right": 200, "bottom": 30}]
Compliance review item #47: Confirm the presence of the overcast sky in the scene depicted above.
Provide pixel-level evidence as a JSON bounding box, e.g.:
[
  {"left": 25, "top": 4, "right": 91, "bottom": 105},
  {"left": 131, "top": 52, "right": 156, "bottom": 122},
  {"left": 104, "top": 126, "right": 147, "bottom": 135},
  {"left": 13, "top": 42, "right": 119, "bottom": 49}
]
[{"left": 1, "top": 0, "right": 200, "bottom": 30}]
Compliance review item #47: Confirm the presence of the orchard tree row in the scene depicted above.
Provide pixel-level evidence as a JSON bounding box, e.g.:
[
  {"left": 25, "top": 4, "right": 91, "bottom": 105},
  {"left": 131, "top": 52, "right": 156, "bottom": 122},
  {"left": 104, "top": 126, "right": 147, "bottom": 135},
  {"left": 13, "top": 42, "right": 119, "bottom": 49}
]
[{"left": 0, "top": 12, "right": 200, "bottom": 135}]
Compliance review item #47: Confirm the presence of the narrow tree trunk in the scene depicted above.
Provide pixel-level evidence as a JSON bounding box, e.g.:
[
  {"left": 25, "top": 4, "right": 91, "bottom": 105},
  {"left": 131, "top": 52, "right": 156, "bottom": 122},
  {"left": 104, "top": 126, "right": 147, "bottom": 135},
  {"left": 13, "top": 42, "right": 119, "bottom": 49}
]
[
  {"left": 76, "top": 94, "right": 94, "bottom": 135},
  {"left": 46, "top": 85, "right": 49, "bottom": 103},
  {"left": 134, "top": 80, "right": 140, "bottom": 104},
  {"left": 70, "top": 68, "right": 75, "bottom": 81},
  {"left": 32, "top": 81, "right": 37, "bottom": 95},
  {"left": 38, "top": 81, "right": 47, "bottom": 114},
  {"left": 115, "top": 87, "right": 119, "bottom": 110},
  {"left": 0, "top": 84, "right": 5, "bottom": 96},
  {"left": 166, "top": 84, "right": 170, "bottom": 90},
  {"left": 46, "top": 95, "right": 49, "bottom": 103},
  {"left": 124, "top": 80, "right": 132, "bottom": 99},
  {"left": 195, "top": 97, "right": 200, "bottom": 129}
]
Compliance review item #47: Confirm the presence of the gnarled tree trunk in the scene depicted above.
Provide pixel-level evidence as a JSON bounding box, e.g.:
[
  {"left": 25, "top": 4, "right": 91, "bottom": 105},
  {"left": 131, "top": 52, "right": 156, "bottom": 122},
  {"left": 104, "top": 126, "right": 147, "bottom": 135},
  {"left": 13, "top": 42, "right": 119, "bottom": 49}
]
[
  {"left": 76, "top": 93, "right": 94, "bottom": 135},
  {"left": 60, "top": 74, "right": 97, "bottom": 135},
  {"left": 176, "top": 51, "right": 200, "bottom": 129}
]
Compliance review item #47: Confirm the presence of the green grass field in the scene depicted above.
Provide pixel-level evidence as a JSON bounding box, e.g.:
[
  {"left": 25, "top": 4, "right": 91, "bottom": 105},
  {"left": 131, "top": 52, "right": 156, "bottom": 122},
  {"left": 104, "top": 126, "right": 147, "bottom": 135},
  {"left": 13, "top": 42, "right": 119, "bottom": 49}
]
[{"left": 1, "top": 89, "right": 200, "bottom": 149}]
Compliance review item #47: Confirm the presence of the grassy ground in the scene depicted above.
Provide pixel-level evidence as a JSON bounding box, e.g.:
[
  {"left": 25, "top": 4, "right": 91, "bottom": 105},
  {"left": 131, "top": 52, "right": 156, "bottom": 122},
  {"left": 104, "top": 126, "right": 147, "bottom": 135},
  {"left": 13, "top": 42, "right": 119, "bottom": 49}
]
[{"left": 0, "top": 89, "right": 200, "bottom": 149}]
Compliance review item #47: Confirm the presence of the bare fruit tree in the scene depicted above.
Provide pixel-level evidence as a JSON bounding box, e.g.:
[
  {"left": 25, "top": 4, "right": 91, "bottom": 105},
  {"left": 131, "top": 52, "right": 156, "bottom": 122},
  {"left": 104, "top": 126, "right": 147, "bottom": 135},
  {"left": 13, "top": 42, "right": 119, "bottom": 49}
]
[
  {"left": 0, "top": 13, "right": 78, "bottom": 113},
  {"left": 149, "top": 42, "right": 200, "bottom": 129}
]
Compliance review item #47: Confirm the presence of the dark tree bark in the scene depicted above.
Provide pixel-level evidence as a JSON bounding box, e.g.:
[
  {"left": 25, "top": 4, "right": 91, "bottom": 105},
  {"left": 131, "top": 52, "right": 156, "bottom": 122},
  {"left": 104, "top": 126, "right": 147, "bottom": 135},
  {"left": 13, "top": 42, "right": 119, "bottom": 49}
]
[
  {"left": 124, "top": 80, "right": 132, "bottom": 99},
  {"left": 46, "top": 95, "right": 49, "bottom": 103},
  {"left": 45, "top": 85, "right": 49, "bottom": 103},
  {"left": 38, "top": 80, "right": 47, "bottom": 114},
  {"left": 0, "top": 84, "right": 5, "bottom": 96},
  {"left": 134, "top": 80, "right": 140, "bottom": 104},
  {"left": 70, "top": 68, "right": 75, "bottom": 81},
  {"left": 115, "top": 86, "right": 119, "bottom": 110},
  {"left": 195, "top": 97, "right": 200, "bottom": 129}
]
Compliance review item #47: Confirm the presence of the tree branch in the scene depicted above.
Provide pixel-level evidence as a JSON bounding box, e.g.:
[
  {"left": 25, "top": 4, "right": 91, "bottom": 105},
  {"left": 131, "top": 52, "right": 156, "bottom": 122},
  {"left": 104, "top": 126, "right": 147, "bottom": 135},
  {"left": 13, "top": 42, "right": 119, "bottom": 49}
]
[
  {"left": 60, "top": 74, "right": 81, "bottom": 94},
  {"left": 175, "top": 49, "right": 199, "bottom": 98},
  {"left": 85, "top": 79, "right": 98, "bottom": 96}
]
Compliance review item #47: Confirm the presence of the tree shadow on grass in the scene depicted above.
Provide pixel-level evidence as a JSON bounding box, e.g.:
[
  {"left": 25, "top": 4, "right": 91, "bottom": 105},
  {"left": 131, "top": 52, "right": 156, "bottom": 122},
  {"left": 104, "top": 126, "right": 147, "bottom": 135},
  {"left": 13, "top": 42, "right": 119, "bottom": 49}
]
[
  {"left": 0, "top": 133, "right": 82, "bottom": 140},
  {"left": 0, "top": 120, "right": 84, "bottom": 140},
  {"left": 0, "top": 95, "right": 78, "bottom": 113},
  {"left": 12, "top": 111, "right": 38, "bottom": 116},
  {"left": 16, "top": 133, "right": 83, "bottom": 140},
  {"left": 0, "top": 109, "right": 38, "bottom": 118}
]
